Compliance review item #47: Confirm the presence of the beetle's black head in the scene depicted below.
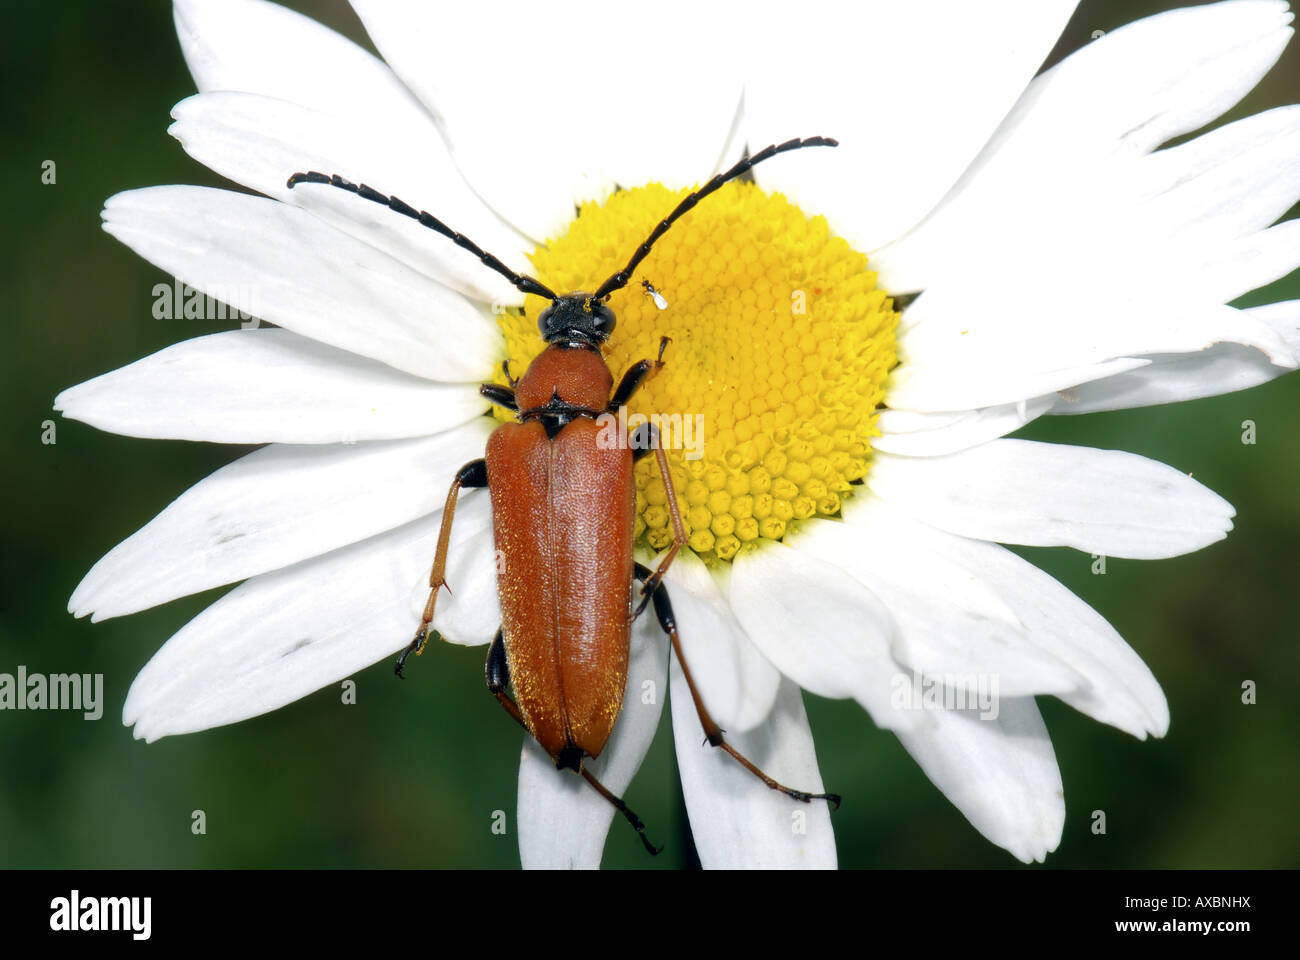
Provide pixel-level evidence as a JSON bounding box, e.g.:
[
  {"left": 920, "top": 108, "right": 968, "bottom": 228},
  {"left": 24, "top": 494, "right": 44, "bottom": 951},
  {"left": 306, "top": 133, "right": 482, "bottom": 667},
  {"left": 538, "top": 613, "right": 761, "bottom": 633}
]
[{"left": 537, "top": 293, "right": 616, "bottom": 345}]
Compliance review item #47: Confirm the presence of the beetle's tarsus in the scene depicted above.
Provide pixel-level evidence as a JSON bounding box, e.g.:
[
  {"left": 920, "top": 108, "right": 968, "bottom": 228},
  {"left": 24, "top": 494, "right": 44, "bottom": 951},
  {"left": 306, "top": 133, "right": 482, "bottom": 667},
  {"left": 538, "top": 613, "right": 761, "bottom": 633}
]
[
  {"left": 789, "top": 789, "right": 842, "bottom": 810},
  {"left": 394, "top": 625, "right": 428, "bottom": 679},
  {"left": 639, "top": 831, "right": 664, "bottom": 857}
]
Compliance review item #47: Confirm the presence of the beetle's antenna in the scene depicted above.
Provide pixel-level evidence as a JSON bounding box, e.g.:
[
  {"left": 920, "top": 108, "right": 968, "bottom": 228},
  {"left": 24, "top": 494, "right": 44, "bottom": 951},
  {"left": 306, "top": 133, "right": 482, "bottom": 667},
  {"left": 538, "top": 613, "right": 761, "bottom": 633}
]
[
  {"left": 592, "top": 136, "right": 838, "bottom": 301},
  {"left": 286, "top": 171, "right": 558, "bottom": 300}
]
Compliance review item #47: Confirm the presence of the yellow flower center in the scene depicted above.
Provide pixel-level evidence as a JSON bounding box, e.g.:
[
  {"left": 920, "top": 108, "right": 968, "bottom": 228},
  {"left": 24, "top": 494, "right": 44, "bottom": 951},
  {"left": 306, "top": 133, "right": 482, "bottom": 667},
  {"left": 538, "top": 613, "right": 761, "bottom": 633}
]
[{"left": 492, "top": 182, "right": 898, "bottom": 564}]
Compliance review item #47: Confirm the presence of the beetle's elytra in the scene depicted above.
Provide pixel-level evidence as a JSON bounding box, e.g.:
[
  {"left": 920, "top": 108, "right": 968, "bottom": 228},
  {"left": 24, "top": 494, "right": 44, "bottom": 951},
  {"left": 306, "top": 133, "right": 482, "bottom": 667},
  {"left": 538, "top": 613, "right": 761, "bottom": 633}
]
[{"left": 288, "top": 137, "right": 842, "bottom": 853}]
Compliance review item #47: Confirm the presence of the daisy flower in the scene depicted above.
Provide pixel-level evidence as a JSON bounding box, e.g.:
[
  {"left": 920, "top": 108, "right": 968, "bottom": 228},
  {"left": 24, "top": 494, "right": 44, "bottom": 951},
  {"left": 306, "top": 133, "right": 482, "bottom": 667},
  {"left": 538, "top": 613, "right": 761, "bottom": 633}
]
[{"left": 56, "top": 0, "right": 1300, "bottom": 869}]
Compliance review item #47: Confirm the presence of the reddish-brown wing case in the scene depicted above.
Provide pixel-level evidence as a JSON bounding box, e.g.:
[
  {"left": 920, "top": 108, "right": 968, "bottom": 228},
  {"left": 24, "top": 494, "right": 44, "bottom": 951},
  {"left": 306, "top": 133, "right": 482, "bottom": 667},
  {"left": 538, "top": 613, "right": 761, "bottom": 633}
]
[{"left": 485, "top": 418, "right": 635, "bottom": 761}]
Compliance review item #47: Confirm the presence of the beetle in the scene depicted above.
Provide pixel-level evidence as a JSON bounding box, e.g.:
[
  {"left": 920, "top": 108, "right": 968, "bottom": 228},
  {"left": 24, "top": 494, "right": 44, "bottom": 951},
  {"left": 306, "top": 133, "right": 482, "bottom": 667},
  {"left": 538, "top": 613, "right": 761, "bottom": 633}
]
[{"left": 287, "top": 137, "right": 841, "bottom": 853}]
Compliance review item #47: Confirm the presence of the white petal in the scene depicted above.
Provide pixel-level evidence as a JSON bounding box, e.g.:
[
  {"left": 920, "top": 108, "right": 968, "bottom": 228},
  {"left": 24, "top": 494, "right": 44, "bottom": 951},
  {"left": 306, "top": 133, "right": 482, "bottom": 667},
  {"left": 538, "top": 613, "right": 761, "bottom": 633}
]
[
  {"left": 1134, "top": 105, "right": 1300, "bottom": 249},
  {"left": 848, "top": 496, "right": 1167, "bottom": 738},
  {"left": 174, "top": 0, "right": 426, "bottom": 122},
  {"left": 124, "top": 509, "right": 467, "bottom": 741},
  {"left": 793, "top": 516, "right": 1084, "bottom": 696},
  {"left": 659, "top": 553, "right": 781, "bottom": 733},
  {"left": 887, "top": 354, "right": 1153, "bottom": 415},
  {"left": 672, "top": 672, "right": 836, "bottom": 869},
  {"left": 1252, "top": 299, "right": 1300, "bottom": 353},
  {"left": 894, "top": 696, "right": 1063, "bottom": 864},
  {"left": 981, "top": 108, "right": 1300, "bottom": 338},
  {"left": 1051, "top": 300, "right": 1300, "bottom": 414},
  {"left": 73, "top": 424, "right": 491, "bottom": 622},
  {"left": 102, "top": 187, "right": 501, "bottom": 381},
  {"left": 891, "top": 291, "right": 1292, "bottom": 412},
  {"left": 741, "top": 0, "right": 1078, "bottom": 251},
  {"left": 351, "top": 0, "right": 740, "bottom": 242},
  {"left": 950, "top": 554, "right": 1167, "bottom": 739},
  {"left": 729, "top": 539, "right": 913, "bottom": 732},
  {"left": 517, "top": 609, "right": 668, "bottom": 869},
  {"left": 883, "top": 113, "right": 1300, "bottom": 412},
  {"left": 873, "top": 397, "right": 1053, "bottom": 456},
  {"left": 865, "top": 439, "right": 1235, "bottom": 559},
  {"left": 169, "top": 92, "right": 530, "bottom": 307},
  {"left": 55, "top": 329, "right": 487, "bottom": 444},
  {"left": 1198, "top": 220, "right": 1300, "bottom": 306},
  {"left": 877, "top": 0, "right": 1295, "bottom": 292}
]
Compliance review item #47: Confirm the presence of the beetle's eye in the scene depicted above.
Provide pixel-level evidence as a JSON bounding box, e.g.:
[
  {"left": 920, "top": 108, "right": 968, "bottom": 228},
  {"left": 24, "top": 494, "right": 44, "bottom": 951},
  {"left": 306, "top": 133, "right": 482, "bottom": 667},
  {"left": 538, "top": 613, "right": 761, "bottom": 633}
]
[
  {"left": 592, "top": 303, "right": 616, "bottom": 338},
  {"left": 537, "top": 303, "right": 554, "bottom": 337}
]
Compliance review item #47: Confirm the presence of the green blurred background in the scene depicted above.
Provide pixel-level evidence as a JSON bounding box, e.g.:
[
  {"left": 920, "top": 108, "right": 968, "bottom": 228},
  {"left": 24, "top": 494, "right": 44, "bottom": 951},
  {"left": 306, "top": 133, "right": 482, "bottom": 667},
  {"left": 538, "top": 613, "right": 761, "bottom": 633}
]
[{"left": 2, "top": 0, "right": 1298, "bottom": 869}]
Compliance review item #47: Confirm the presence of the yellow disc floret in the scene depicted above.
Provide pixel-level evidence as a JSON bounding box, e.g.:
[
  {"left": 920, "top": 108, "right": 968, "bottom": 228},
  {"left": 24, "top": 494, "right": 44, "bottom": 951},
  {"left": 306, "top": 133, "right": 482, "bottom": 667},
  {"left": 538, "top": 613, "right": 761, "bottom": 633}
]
[{"left": 492, "top": 182, "right": 898, "bottom": 564}]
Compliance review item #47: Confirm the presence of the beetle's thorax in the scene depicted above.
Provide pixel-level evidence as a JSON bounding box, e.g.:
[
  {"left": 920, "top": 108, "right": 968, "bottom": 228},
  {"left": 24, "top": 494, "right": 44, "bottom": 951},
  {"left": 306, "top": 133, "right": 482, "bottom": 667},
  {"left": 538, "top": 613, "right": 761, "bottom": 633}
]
[{"left": 514, "top": 342, "right": 614, "bottom": 413}]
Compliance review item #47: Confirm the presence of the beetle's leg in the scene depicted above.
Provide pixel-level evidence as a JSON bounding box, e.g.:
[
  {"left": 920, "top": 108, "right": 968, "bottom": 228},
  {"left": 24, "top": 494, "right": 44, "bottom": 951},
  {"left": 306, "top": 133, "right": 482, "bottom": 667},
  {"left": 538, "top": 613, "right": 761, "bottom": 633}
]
[
  {"left": 395, "top": 458, "right": 488, "bottom": 678},
  {"left": 629, "top": 423, "right": 677, "bottom": 612},
  {"left": 480, "top": 382, "right": 517, "bottom": 412},
  {"left": 485, "top": 628, "right": 527, "bottom": 729},
  {"left": 484, "top": 628, "right": 662, "bottom": 856},
  {"left": 634, "top": 562, "right": 842, "bottom": 809},
  {"left": 501, "top": 359, "right": 518, "bottom": 389},
  {"left": 617, "top": 339, "right": 682, "bottom": 617},
  {"left": 629, "top": 422, "right": 657, "bottom": 464},
  {"left": 577, "top": 766, "right": 663, "bottom": 856},
  {"left": 632, "top": 436, "right": 687, "bottom": 618},
  {"left": 610, "top": 360, "right": 653, "bottom": 410},
  {"left": 609, "top": 337, "right": 671, "bottom": 409}
]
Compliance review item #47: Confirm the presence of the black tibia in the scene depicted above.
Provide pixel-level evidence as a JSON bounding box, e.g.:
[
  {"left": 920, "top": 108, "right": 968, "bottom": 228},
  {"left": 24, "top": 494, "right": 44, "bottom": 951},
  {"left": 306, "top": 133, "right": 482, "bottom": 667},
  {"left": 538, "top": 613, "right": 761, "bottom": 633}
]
[
  {"left": 612, "top": 337, "right": 670, "bottom": 409},
  {"left": 632, "top": 563, "right": 843, "bottom": 810},
  {"left": 611, "top": 360, "right": 654, "bottom": 409},
  {"left": 455, "top": 460, "right": 488, "bottom": 488},
  {"left": 630, "top": 423, "right": 659, "bottom": 463},
  {"left": 396, "top": 458, "right": 489, "bottom": 679},
  {"left": 480, "top": 383, "right": 517, "bottom": 411},
  {"left": 634, "top": 561, "right": 675, "bottom": 629},
  {"left": 484, "top": 629, "right": 529, "bottom": 733},
  {"left": 486, "top": 629, "right": 510, "bottom": 694}
]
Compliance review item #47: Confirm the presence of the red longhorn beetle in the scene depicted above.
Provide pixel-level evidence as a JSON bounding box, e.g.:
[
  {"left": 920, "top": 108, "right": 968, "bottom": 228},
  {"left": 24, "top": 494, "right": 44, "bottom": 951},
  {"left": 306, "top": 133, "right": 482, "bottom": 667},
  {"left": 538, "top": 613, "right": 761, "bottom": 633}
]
[{"left": 288, "top": 137, "right": 841, "bottom": 854}]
